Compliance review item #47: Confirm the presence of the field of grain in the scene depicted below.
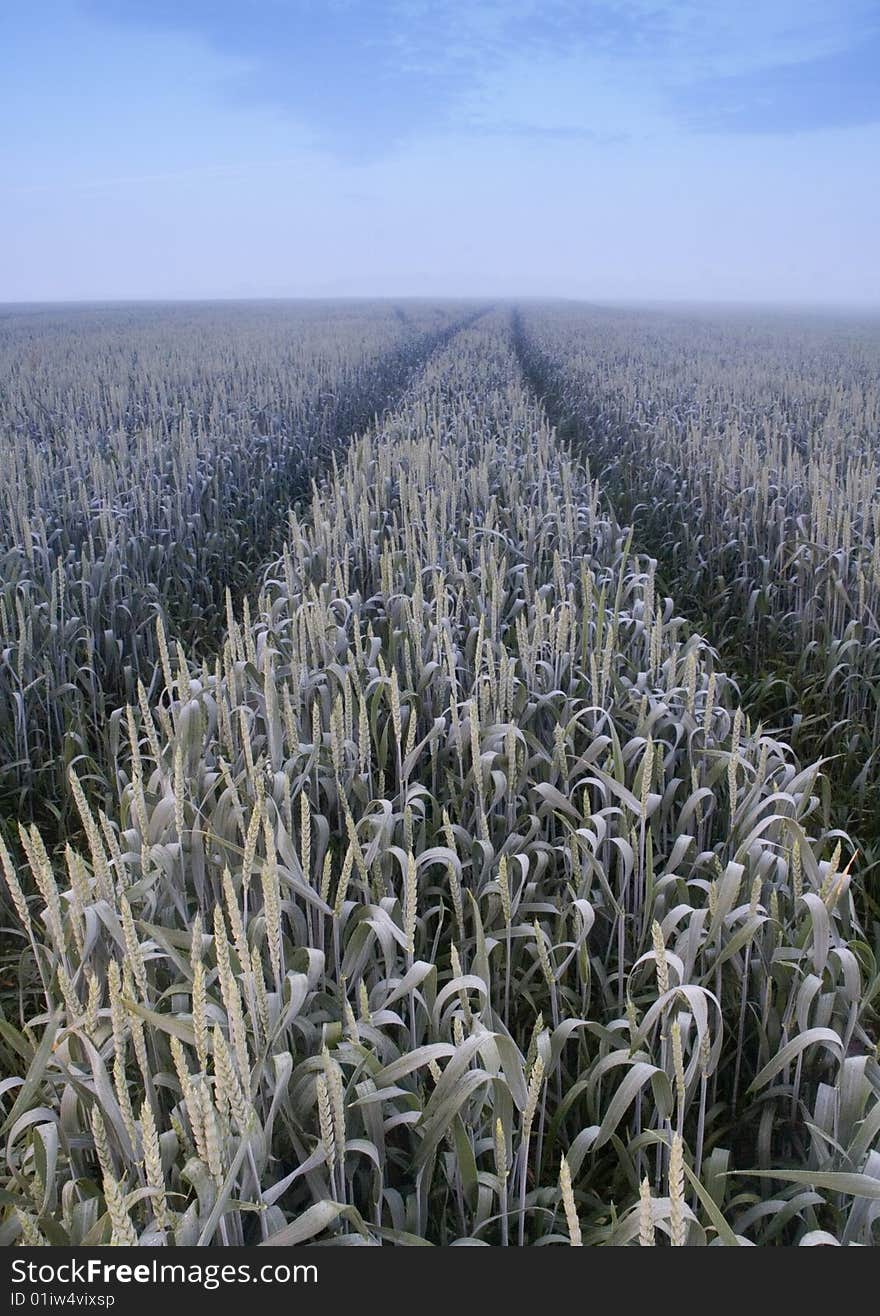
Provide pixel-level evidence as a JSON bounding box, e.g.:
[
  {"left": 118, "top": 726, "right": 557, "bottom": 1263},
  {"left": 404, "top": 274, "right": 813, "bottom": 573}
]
[{"left": 1, "top": 302, "right": 878, "bottom": 1247}]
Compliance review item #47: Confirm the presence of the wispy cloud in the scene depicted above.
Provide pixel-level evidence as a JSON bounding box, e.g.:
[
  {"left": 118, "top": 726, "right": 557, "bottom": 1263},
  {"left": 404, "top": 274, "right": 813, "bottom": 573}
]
[
  {"left": 672, "top": 35, "right": 880, "bottom": 134},
  {"left": 4, "top": 158, "right": 308, "bottom": 199},
  {"left": 80, "top": 0, "right": 880, "bottom": 154},
  {"left": 465, "top": 121, "right": 630, "bottom": 145}
]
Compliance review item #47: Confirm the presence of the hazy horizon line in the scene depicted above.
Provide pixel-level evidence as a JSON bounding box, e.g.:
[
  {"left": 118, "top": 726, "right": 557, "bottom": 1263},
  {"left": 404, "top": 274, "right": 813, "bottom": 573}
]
[{"left": 3, "top": 293, "right": 880, "bottom": 313}]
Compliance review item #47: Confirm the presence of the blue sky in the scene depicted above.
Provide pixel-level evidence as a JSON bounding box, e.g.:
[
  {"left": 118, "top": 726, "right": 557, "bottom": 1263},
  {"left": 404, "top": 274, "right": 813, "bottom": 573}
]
[{"left": 2, "top": 1, "right": 878, "bottom": 303}]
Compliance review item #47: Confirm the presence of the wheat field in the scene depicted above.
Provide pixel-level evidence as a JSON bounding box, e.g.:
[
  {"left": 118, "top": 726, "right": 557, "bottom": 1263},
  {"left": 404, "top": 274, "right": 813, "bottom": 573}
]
[{"left": 1, "top": 304, "right": 878, "bottom": 1247}]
